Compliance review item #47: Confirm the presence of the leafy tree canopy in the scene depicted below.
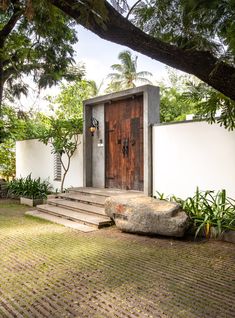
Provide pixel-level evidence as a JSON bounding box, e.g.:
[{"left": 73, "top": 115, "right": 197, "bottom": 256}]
[
  {"left": 159, "top": 70, "right": 197, "bottom": 123},
  {"left": 0, "top": 0, "right": 84, "bottom": 110},
  {"left": 0, "top": 103, "right": 49, "bottom": 179},
  {"left": 1, "top": 0, "right": 235, "bottom": 102},
  {"left": 47, "top": 0, "right": 235, "bottom": 102},
  {"left": 184, "top": 81, "right": 235, "bottom": 130},
  {"left": 132, "top": 0, "right": 235, "bottom": 63},
  {"left": 160, "top": 68, "right": 235, "bottom": 130},
  {"left": 48, "top": 79, "right": 97, "bottom": 121}
]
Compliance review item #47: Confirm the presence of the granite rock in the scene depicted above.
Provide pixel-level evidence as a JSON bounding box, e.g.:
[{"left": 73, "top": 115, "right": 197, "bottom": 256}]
[{"left": 105, "top": 195, "right": 189, "bottom": 237}]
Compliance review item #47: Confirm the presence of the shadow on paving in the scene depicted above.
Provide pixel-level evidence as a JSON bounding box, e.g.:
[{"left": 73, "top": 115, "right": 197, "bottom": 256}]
[{"left": 0, "top": 200, "right": 234, "bottom": 318}]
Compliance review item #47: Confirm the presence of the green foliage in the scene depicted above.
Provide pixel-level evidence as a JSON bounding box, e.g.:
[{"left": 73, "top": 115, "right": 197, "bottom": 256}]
[
  {"left": 154, "top": 191, "right": 167, "bottom": 201},
  {"left": 156, "top": 188, "right": 235, "bottom": 239},
  {"left": 184, "top": 82, "right": 235, "bottom": 130},
  {"left": 159, "top": 68, "right": 235, "bottom": 130},
  {"left": 0, "top": 104, "right": 50, "bottom": 142},
  {"left": 159, "top": 70, "right": 197, "bottom": 122},
  {"left": 7, "top": 174, "right": 52, "bottom": 199},
  {"left": 182, "top": 188, "right": 235, "bottom": 238},
  {"left": 40, "top": 77, "right": 100, "bottom": 192},
  {"left": 40, "top": 117, "right": 82, "bottom": 155},
  {"left": 106, "top": 50, "right": 152, "bottom": 92},
  {"left": 0, "top": 139, "right": 15, "bottom": 180},
  {"left": 0, "top": 0, "right": 83, "bottom": 106},
  {"left": 0, "top": 104, "right": 49, "bottom": 179},
  {"left": 87, "top": 80, "right": 103, "bottom": 97},
  {"left": 132, "top": 0, "right": 235, "bottom": 64},
  {"left": 48, "top": 79, "right": 96, "bottom": 121},
  {"left": 181, "top": 0, "right": 235, "bottom": 59},
  {"left": 40, "top": 117, "right": 82, "bottom": 192}
]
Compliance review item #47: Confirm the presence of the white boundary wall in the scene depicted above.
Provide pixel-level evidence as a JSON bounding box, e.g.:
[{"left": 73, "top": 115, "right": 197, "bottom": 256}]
[
  {"left": 16, "top": 136, "right": 83, "bottom": 191},
  {"left": 153, "top": 121, "right": 235, "bottom": 199},
  {"left": 16, "top": 122, "right": 235, "bottom": 198}
]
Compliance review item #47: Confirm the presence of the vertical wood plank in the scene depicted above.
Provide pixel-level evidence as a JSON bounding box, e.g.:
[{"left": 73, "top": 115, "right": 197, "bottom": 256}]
[{"left": 105, "top": 95, "right": 143, "bottom": 190}]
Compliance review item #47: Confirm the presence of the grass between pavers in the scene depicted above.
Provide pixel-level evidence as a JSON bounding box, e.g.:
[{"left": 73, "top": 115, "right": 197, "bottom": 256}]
[{"left": 0, "top": 200, "right": 235, "bottom": 318}]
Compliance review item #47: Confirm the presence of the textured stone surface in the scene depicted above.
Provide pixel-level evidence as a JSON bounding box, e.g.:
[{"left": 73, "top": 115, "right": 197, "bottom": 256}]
[
  {"left": 105, "top": 195, "right": 189, "bottom": 237},
  {"left": 20, "top": 197, "right": 44, "bottom": 207},
  {"left": 1, "top": 200, "right": 235, "bottom": 318}
]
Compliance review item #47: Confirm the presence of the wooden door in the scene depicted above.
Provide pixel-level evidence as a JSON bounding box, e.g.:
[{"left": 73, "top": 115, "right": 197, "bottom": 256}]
[{"left": 105, "top": 95, "right": 143, "bottom": 191}]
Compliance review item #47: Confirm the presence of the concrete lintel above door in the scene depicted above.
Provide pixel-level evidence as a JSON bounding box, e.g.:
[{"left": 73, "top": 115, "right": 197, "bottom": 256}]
[{"left": 83, "top": 85, "right": 160, "bottom": 196}]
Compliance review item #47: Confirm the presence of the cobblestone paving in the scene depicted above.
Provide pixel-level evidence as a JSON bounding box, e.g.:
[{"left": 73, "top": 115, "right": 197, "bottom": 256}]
[{"left": 0, "top": 201, "right": 235, "bottom": 318}]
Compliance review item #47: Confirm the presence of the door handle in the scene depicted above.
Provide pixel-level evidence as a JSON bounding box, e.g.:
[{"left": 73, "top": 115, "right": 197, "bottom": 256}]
[
  {"left": 122, "top": 139, "right": 129, "bottom": 157},
  {"left": 122, "top": 143, "right": 125, "bottom": 156},
  {"left": 125, "top": 139, "right": 129, "bottom": 156}
]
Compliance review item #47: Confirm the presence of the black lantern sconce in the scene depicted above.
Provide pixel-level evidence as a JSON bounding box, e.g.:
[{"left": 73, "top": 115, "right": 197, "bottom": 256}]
[{"left": 89, "top": 117, "right": 99, "bottom": 136}]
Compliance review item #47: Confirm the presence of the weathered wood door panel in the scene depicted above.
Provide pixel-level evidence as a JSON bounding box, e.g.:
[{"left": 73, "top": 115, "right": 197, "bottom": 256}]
[{"left": 105, "top": 95, "right": 143, "bottom": 191}]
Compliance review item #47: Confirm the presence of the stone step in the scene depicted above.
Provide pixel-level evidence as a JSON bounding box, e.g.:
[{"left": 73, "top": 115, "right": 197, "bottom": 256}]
[
  {"left": 48, "top": 198, "right": 106, "bottom": 216},
  {"left": 37, "top": 204, "right": 113, "bottom": 228},
  {"left": 58, "top": 192, "right": 106, "bottom": 206},
  {"left": 68, "top": 187, "right": 135, "bottom": 197},
  {"left": 25, "top": 210, "right": 96, "bottom": 232}
]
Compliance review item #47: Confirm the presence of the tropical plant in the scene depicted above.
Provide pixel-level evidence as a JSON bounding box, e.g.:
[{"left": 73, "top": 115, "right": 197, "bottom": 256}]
[
  {"left": 106, "top": 50, "right": 152, "bottom": 92},
  {"left": 39, "top": 117, "right": 82, "bottom": 192},
  {"left": 87, "top": 80, "right": 103, "bottom": 97},
  {"left": 181, "top": 188, "right": 235, "bottom": 239},
  {"left": 156, "top": 188, "right": 235, "bottom": 239},
  {"left": 7, "top": 174, "right": 52, "bottom": 199}
]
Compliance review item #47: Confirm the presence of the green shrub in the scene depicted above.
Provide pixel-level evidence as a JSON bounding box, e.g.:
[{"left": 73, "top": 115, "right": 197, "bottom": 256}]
[
  {"left": 7, "top": 174, "right": 52, "bottom": 199},
  {"left": 156, "top": 188, "right": 235, "bottom": 239}
]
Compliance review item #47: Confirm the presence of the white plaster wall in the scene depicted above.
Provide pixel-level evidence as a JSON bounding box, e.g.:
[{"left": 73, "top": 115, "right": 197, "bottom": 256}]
[
  {"left": 16, "top": 136, "right": 83, "bottom": 191},
  {"left": 153, "top": 121, "right": 235, "bottom": 199}
]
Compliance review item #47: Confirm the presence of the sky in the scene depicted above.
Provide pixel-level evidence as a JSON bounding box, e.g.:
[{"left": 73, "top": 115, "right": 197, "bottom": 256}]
[
  {"left": 19, "top": 25, "right": 172, "bottom": 112},
  {"left": 74, "top": 26, "right": 168, "bottom": 85}
]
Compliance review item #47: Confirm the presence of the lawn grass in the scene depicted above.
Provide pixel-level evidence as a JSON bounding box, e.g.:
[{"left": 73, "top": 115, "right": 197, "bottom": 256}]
[{"left": 0, "top": 200, "right": 234, "bottom": 318}]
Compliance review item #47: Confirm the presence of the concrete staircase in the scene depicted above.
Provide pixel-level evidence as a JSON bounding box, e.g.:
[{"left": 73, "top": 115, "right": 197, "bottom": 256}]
[{"left": 26, "top": 188, "right": 114, "bottom": 232}]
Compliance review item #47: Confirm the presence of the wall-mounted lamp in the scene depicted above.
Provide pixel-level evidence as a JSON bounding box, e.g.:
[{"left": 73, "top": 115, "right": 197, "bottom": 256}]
[{"left": 89, "top": 117, "right": 99, "bottom": 136}]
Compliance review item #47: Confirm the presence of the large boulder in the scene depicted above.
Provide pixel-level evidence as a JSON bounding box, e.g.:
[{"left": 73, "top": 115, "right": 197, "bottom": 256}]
[{"left": 105, "top": 195, "right": 189, "bottom": 237}]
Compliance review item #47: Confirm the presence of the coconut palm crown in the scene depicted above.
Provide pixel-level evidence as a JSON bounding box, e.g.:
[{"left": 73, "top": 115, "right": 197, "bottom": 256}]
[{"left": 106, "top": 50, "right": 152, "bottom": 92}]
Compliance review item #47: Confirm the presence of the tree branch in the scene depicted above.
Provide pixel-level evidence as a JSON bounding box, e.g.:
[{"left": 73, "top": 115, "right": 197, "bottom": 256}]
[
  {"left": 49, "top": 0, "right": 235, "bottom": 101},
  {"left": 126, "top": 0, "right": 142, "bottom": 19},
  {"left": 3, "top": 62, "right": 45, "bottom": 82},
  {"left": 0, "top": 2, "right": 23, "bottom": 47}
]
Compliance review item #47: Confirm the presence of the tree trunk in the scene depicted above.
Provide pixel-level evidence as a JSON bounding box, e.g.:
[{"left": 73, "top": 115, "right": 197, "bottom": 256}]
[
  {"left": 50, "top": 0, "right": 235, "bottom": 101},
  {"left": 0, "top": 3, "right": 22, "bottom": 114},
  {"left": 60, "top": 154, "right": 71, "bottom": 193}
]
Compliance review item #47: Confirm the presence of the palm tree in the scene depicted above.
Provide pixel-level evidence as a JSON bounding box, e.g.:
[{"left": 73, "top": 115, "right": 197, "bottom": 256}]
[
  {"left": 88, "top": 80, "right": 103, "bottom": 97},
  {"left": 106, "top": 50, "right": 152, "bottom": 92}
]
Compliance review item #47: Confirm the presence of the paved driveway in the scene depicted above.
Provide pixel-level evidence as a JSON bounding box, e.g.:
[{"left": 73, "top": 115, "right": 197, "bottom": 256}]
[{"left": 0, "top": 201, "right": 234, "bottom": 318}]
